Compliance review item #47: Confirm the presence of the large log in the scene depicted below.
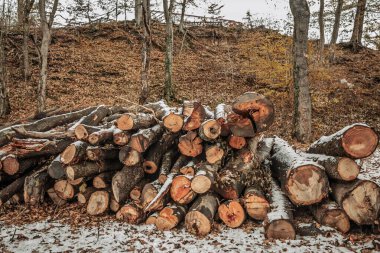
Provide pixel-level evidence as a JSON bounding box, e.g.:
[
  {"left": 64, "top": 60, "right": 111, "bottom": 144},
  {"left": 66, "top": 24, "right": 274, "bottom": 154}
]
[
  {"left": 0, "top": 174, "right": 27, "bottom": 206},
  {"left": 116, "top": 201, "right": 145, "bottom": 224},
  {"left": 214, "top": 103, "right": 232, "bottom": 136},
  {"left": 310, "top": 200, "right": 350, "bottom": 233},
  {"left": 87, "top": 189, "right": 110, "bottom": 215},
  {"left": 60, "top": 141, "right": 88, "bottom": 165},
  {"left": 185, "top": 193, "right": 219, "bottom": 236},
  {"left": 331, "top": 179, "right": 380, "bottom": 225},
  {"left": 88, "top": 127, "right": 116, "bottom": 145},
  {"left": 86, "top": 146, "right": 119, "bottom": 161},
  {"left": 142, "top": 132, "right": 178, "bottom": 174},
  {"left": 232, "top": 92, "right": 275, "bottom": 132},
  {"left": 218, "top": 199, "right": 246, "bottom": 228},
  {"left": 112, "top": 166, "right": 145, "bottom": 203},
  {"left": 129, "top": 124, "right": 164, "bottom": 153},
  {"left": 243, "top": 186, "right": 270, "bottom": 221},
  {"left": 270, "top": 136, "right": 329, "bottom": 206},
  {"left": 24, "top": 167, "right": 50, "bottom": 205},
  {"left": 264, "top": 178, "right": 296, "bottom": 240},
  {"left": 112, "top": 129, "right": 130, "bottom": 146},
  {"left": 191, "top": 163, "right": 220, "bottom": 194},
  {"left": 47, "top": 187, "right": 67, "bottom": 206},
  {"left": 301, "top": 153, "right": 360, "bottom": 181},
  {"left": 158, "top": 149, "right": 179, "bottom": 184},
  {"left": 115, "top": 113, "right": 156, "bottom": 131},
  {"left": 119, "top": 146, "right": 141, "bottom": 166},
  {"left": 182, "top": 101, "right": 206, "bottom": 131},
  {"left": 1, "top": 155, "right": 39, "bottom": 176},
  {"left": 307, "top": 123, "right": 378, "bottom": 159},
  {"left": 170, "top": 174, "right": 197, "bottom": 205},
  {"left": 156, "top": 204, "right": 187, "bottom": 230},
  {"left": 68, "top": 105, "right": 110, "bottom": 131},
  {"left": 47, "top": 155, "right": 65, "bottom": 179},
  {"left": 178, "top": 131, "right": 203, "bottom": 157},
  {"left": 66, "top": 160, "right": 123, "bottom": 180}
]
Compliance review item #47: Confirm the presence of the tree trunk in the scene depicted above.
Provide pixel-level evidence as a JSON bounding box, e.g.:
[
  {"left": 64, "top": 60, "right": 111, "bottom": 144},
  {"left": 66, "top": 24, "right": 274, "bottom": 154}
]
[
  {"left": 198, "top": 119, "right": 221, "bottom": 142},
  {"left": 129, "top": 124, "right": 164, "bottom": 153},
  {"left": 163, "top": 0, "right": 175, "bottom": 101},
  {"left": 227, "top": 113, "right": 256, "bottom": 137},
  {"left": 182, "top": 102, "right": 206, "bottom": 131},
  {"left": 228, "top": 135, "right": 246, "bottom": 149},
  {"left": 112, "top": 165, "right": 145, "bottom": 203},
  {"left": 310, "top": 200, "right": 350, "bottom": 233},
  {"left": 22, "top": 0, "right": 35, "bottom": 80},
  {"left": 318, "top": 0, "right": 325, "bottom": 57},
  {"left": 1, "top": 155, "right": 39, "bottom": 176},
  {"left": 185, "top": 193, "right": 219, "bottom": 236},
  {"left": 350, "top": 0, "right": 367, "bottom": 51},
  {"left": 144, "top": 100, "right": 184, "bottom": 133},
  {"left": 88, "top": 127, "right": 116, "bottom": 145},
  {"left": 307, "top": 123, "right": 378, "bottom": 159},
  {"left": 290, "top": 0, "right": 311, "bottom": 142},
  {"left": 86, "top": 146, "right": 119, "bottom": 161},
  {"left": 330, "top": 0, "right": 343, "bottom": 45},
  {"left": 0, "top": 7, "right": 10, "bottom": 117},
  {"left": 156, "top": 203, "right": 187, "bottom": 230},
  {"left": 24, "top": 166, "right": 49, "bottom": 205},
  {"left": 270, "top": 136, "right": 329, "bottom": 206},
  {"left": 66, "top": 160, "right": 123, "bottom": 180},
  {"left": 134, "top": 0, "right": 142, "bottom": 27},
  {"left": 142, "top": 178, "right": 170, "bottom": 212},
  {"left": 139, "top": 0, "right": 151, "bottom": 104},
  {"left": 115, "top": 112, "right": 156, "bottom": 131}
]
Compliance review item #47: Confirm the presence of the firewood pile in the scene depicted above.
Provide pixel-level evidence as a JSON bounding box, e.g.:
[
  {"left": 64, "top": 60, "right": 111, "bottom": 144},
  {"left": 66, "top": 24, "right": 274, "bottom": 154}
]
[{"left": 0, "top": 92, "right": 379, "bottom": 239}]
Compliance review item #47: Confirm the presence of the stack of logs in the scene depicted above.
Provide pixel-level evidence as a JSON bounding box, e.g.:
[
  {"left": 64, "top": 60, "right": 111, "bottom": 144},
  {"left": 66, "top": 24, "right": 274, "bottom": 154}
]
[{"left": 0, "top": 91, "right": 379, "bottom": 240}]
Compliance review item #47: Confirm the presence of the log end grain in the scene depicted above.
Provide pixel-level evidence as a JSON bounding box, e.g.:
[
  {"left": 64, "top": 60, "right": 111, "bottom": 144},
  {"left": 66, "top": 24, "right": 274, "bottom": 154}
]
[
  {"left": 163, "top": 113, "right": 184, "bottom": 133},
  {"left": 156, "top": 208, "right": 180, "bottom": 231},
  {"left": 205, "top": 145, "right": 225, "bottom": 164},
  {"left": 264, "top": 220, "right": 296, "bottom": 240},
  {"left": 185, "top": 210, "right": 212, "bottom": 236},
  {"left": 116, "top": 114, "right": 134, "bottom": 130},
  {"left": 337, "top": 158, "right": 360, "bottom": 181},
  {"left": 54, "top": 180, "right": 75, "bottom": 200},
  {"left": 342, "top": 125, "right": 378, "bottom": 159},
  {"left": 228, "top": 135, "right": 246, "bottom": 149},
  {"left": 170, "top": 175, "right": 196, "bottom": 205},
  {"left": 244, "top": 194, "right": 270, "bottom": 221},
  {"left": 322, "top": 208, "right": 351, "bottom": 233},
  {"left": 2, "top": 155, "right": 19, "bottom": 175},
  {"left": 87, "top": 191, "right": 109, "bottom": 216},
  {"left": 218, "top": 200, "right": 246, "bottom": 228},
  {"left": 191, "top": 175, "right": 212, "bottom": 194},
  {"left": 143, "top": 161, "right": 159, "bottom": 174}
]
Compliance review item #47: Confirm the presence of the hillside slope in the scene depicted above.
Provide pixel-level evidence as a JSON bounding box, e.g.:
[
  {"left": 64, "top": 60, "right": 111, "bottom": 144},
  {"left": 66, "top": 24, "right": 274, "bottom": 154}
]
[{"left": 4, "top": 21, "right": 380, "bottom": 142}]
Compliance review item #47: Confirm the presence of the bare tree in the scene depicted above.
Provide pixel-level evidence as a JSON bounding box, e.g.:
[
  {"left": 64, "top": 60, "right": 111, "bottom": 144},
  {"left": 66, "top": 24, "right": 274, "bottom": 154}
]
[
  {"left": 139, "top": 0, "right": 151, "bottom": 104},
  {"left": 0, "top": 0, "right": 10, "bottom": 117},
  {"left": 290, "top": 0, "right": 312, "bottom": 143},
  {"left": 37, "top": 0, "right": 58, "bottom": 113},
  {"left": 318, "top": 0, "right": 325, "bottom": 57},
  {"left": 178, "top": 0, "right": 187, "bottom": 33},
  {"left": 163, "top": 0, "right": 175, "bottom": 101},
  {"left": 330, "top": 0, "right": 343, "bottom": 45},
  {"left": 350, "top": 0, "right": 367, "bottom": 51},
  {"left": 135, "top": 0, "right": 142, "bottom": 27},
  {"left": 21, "top": 0, "right": 35, "bottom": 81}
]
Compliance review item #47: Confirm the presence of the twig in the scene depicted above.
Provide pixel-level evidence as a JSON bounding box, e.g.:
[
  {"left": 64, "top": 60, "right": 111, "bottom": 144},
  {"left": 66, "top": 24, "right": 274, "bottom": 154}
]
[{"left": 116, "top": 96, "right": 160, "bottom": 123}]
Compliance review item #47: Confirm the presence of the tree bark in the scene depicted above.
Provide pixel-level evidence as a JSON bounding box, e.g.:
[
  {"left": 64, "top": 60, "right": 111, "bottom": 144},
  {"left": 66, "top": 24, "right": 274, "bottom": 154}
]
[
  {"left": 290, "top": 0, "right": 312, "bottom": 142},
  {"left": 310, "top": 200, "right": 350, "bottom": 233},
  {"left": 163, "top": 0, "right": 175, "bottom": 101},
  {"left": 24, "top": 166, "right": 49, "bottom": 205},
  {"left": 134, "top": 0, "right": 142, "bottom": 27},
  {"left": 47, "top": 155, "right": 65, "bottom": 179},
  {"left": 142, "top": 178, "right": 170, "bottom": 212},
  {"left": 66, "top": 160, "right": 123, "bottom": 180},
  {"left": 0, "top": 8, "right": 10, "bottom": 117},
  {"left": 243, "top": 186, "right": 270, "bottom": 221},
  {"left": 139, "top": 0, "right": 151, "bottom": 104},
  {"left": 330, "top": 0, "right": 343, "bottom": 45},
  {"left": 350, "top": 0, "right": 367, "bottom": 51},
  {"left": 215, "top": 103, "right": 232, "bottom": 136},
  {"left": 93, "top": 171, "right": 114, "bottom": 189},
  {"left": 198, "top": 119, "right": 221, "bottom": 142},
  {"left": 158, "top": 149, "right": 179, "bottom": 184},
  {"left": 88, "top": 127, "right": 116, "bottom": 145},
  {"left": 318, "top": 0, "right": 325, "bottom": 57},
  {"left": 119, "top": 146, "right": 141, "bottom": 166},
  {"left": 115, "top": 112, "right": 156, "bottom": 131},
  {"left": 1, "top": 155, "right": 39, "bottom": 176},
  {"left": 86, "top": 146, "right": 119, "bottom": 161},
  {"left": 178, "top": 0, "right": 187, "bottom": 33},
  {"left": 112, "top": 165, "right": 145, "bottom": 203},
  {"left": 0, "top": 174, "right": 27, "bottom": 206},
  {"left": 144, "top": 100, "right": 184, "bottom": 133},
  {"left": 129, "top": 124, "right": 164, "bottom": 153},
  {"left": 22, "top": 0, "right": 35, "bottom": 80}
]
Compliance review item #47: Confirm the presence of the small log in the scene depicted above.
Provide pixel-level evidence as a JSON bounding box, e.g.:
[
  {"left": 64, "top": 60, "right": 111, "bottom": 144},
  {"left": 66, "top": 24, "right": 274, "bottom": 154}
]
[
  {"left": 218, "top": 199, "right": 246, "bottom": 228},
  {"left": 69, "top": 105, "right": 110, "bottom": 131},
  {"left": 191, "top": 163, "right": 220, "bottom": 194},
  {"left": 183, "top": 102, "right": 206, "bottom": 131},
  {"left": 227, "top": 113, "right": 256, "bottom": 137},
  {"left": 143, "top": 132, "right": 178, "bottom": 174},
  {"left": 156, "top": 204, "right": 187, "bottom": 230},
  {"left": 54, "top": 180, "right": 77, "bottom": 200},
  {"left": 113, "top": 129, "right": 130, "bottom": 146},
  {"left": 141, "top": 179, "right": 170, "bottom": 212},
  {"left": 1, "top": 155, "right": 39, "bottom": 176},
  {"left": 0, "top": 175, "right": 27, "bottom": 206},
  {"left": 205, "top": 143, "right": 225, "bottom": 164},
  {"left": 77, "top": 187, "right": 97, "bottom": 204},
  {"left": 198, "top": 119, "right": 221, "bottom": 142},
  {"left": 47, "top": 187, "right": 67, "bottom": 206},
  {"left": 68, "top": 177, "right": 86, "bottom": 186},
  {"left": 12, "top": 127, "right": 70, "bottom": 140},
  {"left": 215, "top": 103, "right": 232, "bottom": 136},
  {"left": 74, "top": 124, "right": 101, "bottom": 141},
  {"left": 93, "top": 172, "right": 114, "bottom": 188},
  {"left": 66, "top": 160, "right": 122, "bottom": 180},
  {"left": 331, "top": 179, "right": 380, "bottom": 225},
  {"left": 270, "top": 136, "right": 329, "bottom": 206},
  {"left": 129, "top": 124, "right": 164, "bottom": 153},
  {"left": 116, "top": 201, "right": 145, "bottom": 224},
  {"left": 243, "top": 186, "right": 270, "bottom": 221},
  {"left": 88, "top": 127, "right": 116, "bottom": 145},
  {"left": 144, "top": 100, "right": 184, "bottom": 133},
  {"left": 146, "top": 212, "right": 159, "bottom": 225},
  {"left": 24, "top": 167, "right": 49, "bottom": 205},
  {"left": 228, "top": 135, "right": 246, "bottom": 150},
  {"left": 47, "top": 155, "right": 65, "bottom": 179},
  {"left": 158, "top": 149, "right": 179, "bottom": 184},
  {"left": 178, "top": 131, "right": 203, "bottom": 157},
  {"left": 87, "top": 190, "right": 110, "bottom": 215},
  {"left": 119, "top": 146, "right": 141, "bottom": 166},
  {"left": 110, "top": 195, "right": 121, "bottom": 212},
  {"left": 116, "top": 113, "right": 156, "bottom": 130},
  {"left": 112, "top": 166, "right": 145, "bottom": 203},
  {"left": 310, "top": 200, "right": 350, "bottom": 233},
  {"left": 264, "top": 179, "right": 296, "bottom": 240},
  {"left": 301, "top": 153, "right": 360, "bottom": 181},
  {"left": 185, "top": 193, "right": 219, "bottom": 236},
  {"left": 170, "top": 175, "right": 196, "bottom": 205},
  {"left": 86, "top": 146, "right": 119, "bottom": 161},
  {"left": 179, "top": 159, "right": 199, "bottom": 176},
  {"left": 61, "top": 141, "right": 88, "bottom": 165},
  {"left": 307, "top": 123, "right": 378, "bottom": 159},
  {"left": 232, "top": 92, "right": 275, "bottom": 132},
  {"left": 169, "top": 155, "right": 191, "bottom": 174},
  {"left": 130, "top": 178, "right": 150, "bottom": 201}
]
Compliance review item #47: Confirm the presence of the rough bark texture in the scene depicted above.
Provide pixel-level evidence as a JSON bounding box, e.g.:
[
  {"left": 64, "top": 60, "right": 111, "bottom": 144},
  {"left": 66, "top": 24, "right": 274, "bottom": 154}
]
[
  {"left": 112, "top": 166, "right": 145, "bottom": 203},
  {"left": 318, "top": 0, "right": 325, "bottom": 56},
  {"left": 330, "top": 0, "right": 343, "bottom": 45},
  {"left": 163, "top": 0, "right": 175, "bottom": 101},
  {"left": 215, "top": 103, "right": 232, "bottom": 136},
  {"left": 24, "top": 166, "right": 49, "bottom": 205},
  {"left": 310, "top": 200, "right": 350, "bottom": 233},
  {"left": 139, "top": 0, "right": 151, "bottom": 104},
  {"left": 66, "top": 160, "right": 123, "bottom": 180},
  {"left": 86, "top": 146, "right": 119, "bottom": 161},
  {"left": 227, "top": 113, "right": 256, "bottom": 137},
  {"left": 158, "top": 149, "right": 178, "bottom": 184},
  {"left": 129, "top": 124, "right": 164, "bottom": 153},
  {"left": 350, "top": 0, "right": 367, "bottom": 50},
  {"left": 88, "top": 127, "right": 116, "bottom": 145},
  {"left": 119, "top": 146, "right": 141, "bottom": 166}
]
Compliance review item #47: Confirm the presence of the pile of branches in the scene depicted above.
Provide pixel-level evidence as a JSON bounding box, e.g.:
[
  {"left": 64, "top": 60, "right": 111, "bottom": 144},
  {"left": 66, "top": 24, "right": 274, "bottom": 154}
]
[{"left": 0, "top": 92, "right": 379, "bottom": 239}]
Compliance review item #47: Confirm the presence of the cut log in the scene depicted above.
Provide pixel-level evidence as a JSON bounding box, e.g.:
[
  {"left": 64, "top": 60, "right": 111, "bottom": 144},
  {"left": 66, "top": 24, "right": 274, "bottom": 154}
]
[
  {"left": 179, "top": 159, "right": 200, "bottom": 176},
  {"left": 0, "top": 174, "right": 27, "bottom": 206},
  {"left": 218, "top": 199, "right": 246, "bottom": 228},
  {"left": 93, "top": 172, "right": 114, "bottom": 189},
  {"left": 178, "top": 131, "right": 203, "bottom": 157},
  {"left": 264, "top": 179, "right": 296, "bottom": 240},
  {"left": 143, "top": 132, "right": 178, "bottom": 174},
  {"left": 74, "top": 124, "right": 101, "bottom": 141},
  {"left": 308, "top": 123, "right": 378, "bottom": 159},
  {"left": 228, "top": 135, "right": 246, "bottom": 150},
  {"left": 66, "top": 160, "right": 122, "bottom": 180},
  {"left": 68, "top": 105, "right": 110, "bottom": 131},
  {"left": 113, "top": 129, "right": 130, "bottom": 146},
  {"left": 47, "top": 155, "right": 65, "bottom": 179},
  {"left": 310, "top": 200, "right": 350, "bottom": 233},
  {"left": 331, "top": 179, "right": 380, "bottom": 225},
  {"left": 144, "top": 100, "right": 184, "bottom": 133},
  {"left": 1, "top": 155, "right": 39, "bottom": 176},
  {"left": 130, "top": 178, "right": 150, "bottom": 201},
  {"left": 156, "top": 204, "right": 187, "bottom": 230},
  {"left": 191, "top": 163, "right": 220, "bottom": 194},
  {"left": 169, "top": 155, "right": 191, "bottom": 174},
  {"left": 301, "top": 153, "right": 360, "bottom": 181},
  {"left": 270, "top": 136, "right": 329, "bottom": 206},
  {"left": 61, "top": 141, "right": 88, "bottom": 165},
  {"left": 54, "top": 180, "right": 77, "bottom": 200},
  {"left": 205, "top": 143, "right": 226, "bottom": 164},
  {"left": 86, "top": 146, "right": 119, "bottom": 161},
  {"left": 129, "top": 124, "right": 164, "bottom": 153},
  {"left": 214, "top": 103, "right": 232, "bottom": 136},
  {"left": 198, "top": 119, "right": 221, "bottom": 142},
  {"left": 227, "top": 113, "right": 256, "bottom": 137},
  {"left": 185, "top": 193, "right": 219, "bottom": 236},
  {"left": 119, "top": 146, "right": 141, "bottom": 166},
  {"left": 47, "top": 188, "right": 67, "bottom": 206},
  {"left": 243, "top": 186, "right": 270, "bottom": 221},
  {"left": 112, "top": 166, "right": 145, "bottom": 203},
  {"left": 170, "top": 175, "right": 196, "bottom": 205},
  {"left": 232, "top": 92, "right": 275, "bottom": 132},
  {"left": 88, "top": 127, "right": 116, "bottom": 145},
  {"left": 146, "top": 212, "right": 159, "bottom": 225},
  {"left": 141, "top": 179, "right": 170, "bottom": 212},
  {"left": 116, "top": 202, "right": 145, "bottom": 224},
  {"left": 12, "top": 127, "right": 71, "bottom": 140},
  {"left": 115, "top": 113, "right": 156, "bottom": 130},
  {"left": 158, "top": 149, "right": 179, "bottom": 184},
  {"left": 87, "top": 190, "right": 110, "bottom": 215},
  {"left": 110, "top": 195, "right": 120, "bottom": 212},
  {"left": 183, "top": 102, "right": 206, "bottom": 131},
  {"left": 24, "top": 167, "right": 49, "bottom": 205},
  {"left": 77, "top": 187, "right": 97, "bottom": 204}
]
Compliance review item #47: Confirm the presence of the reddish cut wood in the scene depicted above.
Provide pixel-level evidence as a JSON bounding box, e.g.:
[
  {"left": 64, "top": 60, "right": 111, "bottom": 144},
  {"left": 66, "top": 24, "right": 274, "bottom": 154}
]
[
  {"left": 183, "top": 102, "right": 206, "bottom": 131},
  {"left": 142, "top": 179, "right": 170, "bottom": 212},
  {"left": 93, "top": 172, "right": 114, "bottom": 188},
  {"left": 227, "top": 113, "right": 256, "bottom": 137},
  {"left": 77, "top": 187, "right": 97, "bottom": 204},
  {"left": 129, "top": 124, "right": 164, "bottom": 153},
  {"left": 308, "top": 123, "right": 378, "bottom": 159},
  {"left": 243, "top": 186, "right": 270, "bottom": 221},
  {"left": 54, "top": 180, "right": 76, "bottom": 200},
  {"left": 88, "top": 127, "right": 116, "bottom": 145},
  {"left": 170, "top": 175, "right": 196, "bottom": 205},
  {"left": 1, "top": 155, "right": 38, "bottom": 176},
  {"left": 156, "top": 204, "right": 187, "bottom": 231},
  {"left": 191, "top": 163, "right": 220, "bottom": 194},
  {"left": 145, "top": 212, "right": 159, "bottom": 225},
  {"left": 87, "top": 190, "right": 110, "bottom": 216},
  {"left": 198, "top": 119, "right": 221, "bottom": 142},
  {"left": 218, "top": 199, "right": 246, "bottom": 228},
  {"left": 112, "top": 129, "right": 130, "bottom": 146},
  {"left": 74, "top": 124, "right": 101, "bottom": 141},
  {"left": 310, "top": 200, "right": 350, "bottom": 233},
  {"left": 205, "top": 143, "right": 225, "bottom": 164},
  {"left": 232, "top": 92, "right": 275, "bottom": 132},
  {"left": 228, "top": 135, "right": 246, "bottom": 149},
  {"left": 60, "top": 141, "right": 88, "bottom": 165},
  {"left": 178, "top": 131, "right": 203, "bottom": 157}
]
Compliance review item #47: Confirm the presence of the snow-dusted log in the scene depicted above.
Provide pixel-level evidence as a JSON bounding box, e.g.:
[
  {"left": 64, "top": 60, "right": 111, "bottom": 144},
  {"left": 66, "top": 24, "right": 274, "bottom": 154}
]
[
  {"left": 88, "top": 127, "right": 116, "bottom": 145},
  {"left": 86, "top": 146, "right": 119, "bottom": 161},
  {"left": 310, "top": 200, "right": 350, "bottom": 233},
  {"left": 60, "top": 141, "right": 88, "bottom": 165},
  {"left": 144, "top": 100, "right": 184, "bottom": 133},
  {"left": 218, "top": 199, "right": 246, "bottom": 228},
  {"left": 170, "top": 174, "right": 196, "bottom": 205},
  {"left": 66, "top": 160, "right": 122, "bottom": 180},
  {"left": 191, "top": 163, "right": 220, "bottom": 194},
  {"left": 115, "top": 113, "right": 156, "bottom": 131},
  {"left": 227, "top": 113, "right": 256, "bottom": 137},
  {"left": 158, "top": 149, "right": 179, "bottom": 184},
  {"left": 214, "top": 103, "right": 232, "bottom": 136},
  {"left": 307, "top": 123, "right": 378, "bottom": 159},
  {"left": 270, "top": 136, "right": 329, "bottom": 206},
  {"left": 112, "top": 129, "right": 130, "bottom": 146},
  {"left": 129, "top": 124, "right": 164, "bottom": 153},
  {"left": 156, "top": 203, "right": 187, "bottom": 230}
]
